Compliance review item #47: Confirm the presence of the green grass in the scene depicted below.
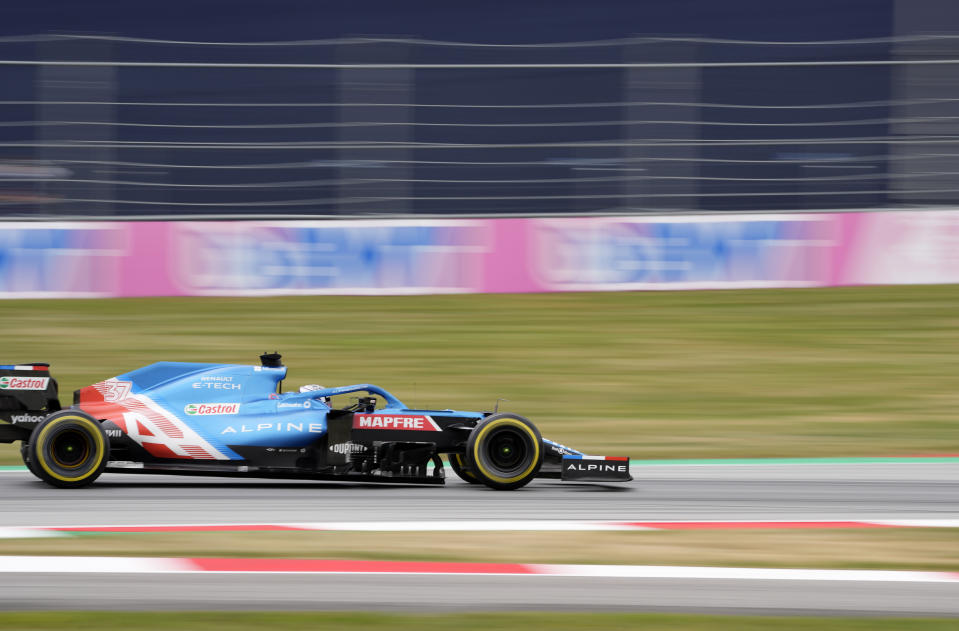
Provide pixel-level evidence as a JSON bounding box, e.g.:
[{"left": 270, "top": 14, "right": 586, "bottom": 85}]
[
  {"left": 2, "top": 285, "right": 958, "bottom": 464},
  {"left": 0, "top": 612, "right": 956, "bottom": 631}
]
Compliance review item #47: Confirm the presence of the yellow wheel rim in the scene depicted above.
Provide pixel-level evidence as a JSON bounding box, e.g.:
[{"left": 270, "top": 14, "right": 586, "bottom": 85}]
[
  {"left": 470, "top": 418, "right": 540, "bottom": 484},
  {"left": 35, "top": 416, "right": 105, "bottom": 483}
]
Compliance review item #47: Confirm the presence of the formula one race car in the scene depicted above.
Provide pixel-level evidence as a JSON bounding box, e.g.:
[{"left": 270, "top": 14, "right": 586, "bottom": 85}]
[{"left": 0, "top": 354, "right": 631, "bottom": 491}]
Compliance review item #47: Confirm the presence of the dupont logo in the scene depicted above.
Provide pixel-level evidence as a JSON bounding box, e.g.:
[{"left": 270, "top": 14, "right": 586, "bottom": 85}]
[
  {"left": 330, "top": 442, "right": 368, "bottom": 455},
  {"left": 0, "top": 376, "right": 50, "bottom": 391},
  {"left": 184, "top": 403, "right": 240, "bottom": 416},
  {"left": 353, "top": 414, "right": 441, "bottom": 431}
]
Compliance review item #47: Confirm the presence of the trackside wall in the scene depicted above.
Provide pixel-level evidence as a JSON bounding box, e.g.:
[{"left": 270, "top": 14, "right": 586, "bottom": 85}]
[{"left": 1, "top": 210, "right": 958, "bottom": 298}]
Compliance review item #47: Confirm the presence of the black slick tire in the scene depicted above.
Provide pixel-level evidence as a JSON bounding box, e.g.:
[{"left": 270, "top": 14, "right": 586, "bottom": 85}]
[
  {"left": 28, "top": 411, "right": 108, "bottom": 488},
  {"left": 465, "top": 413, "right": 543, "bottom": 490},
  {"left": 448, "top": 452, "right": 480, "bottom": 484},
  {"left": 20, "top": 442, "right": 41, "bottom": 478}
]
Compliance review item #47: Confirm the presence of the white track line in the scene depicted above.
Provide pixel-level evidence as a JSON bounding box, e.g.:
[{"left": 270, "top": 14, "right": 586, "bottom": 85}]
[
  {"left": 869, "top": 519, "right": 959, "bottom": 528},
  {"left": 0, "top": 528, "right": 70, "bottom": 539},
  {"left": 537, "top": 564, "right": 959, "bottom": 582},
  {"left": 0, "top": 556, "right": 956, "bottom": 582},
  {"left": 0, "top": 556, "right": 190, "bottom": 573},
  {"left": 285, "top": 520, "right": 646, "bottom": 531}
]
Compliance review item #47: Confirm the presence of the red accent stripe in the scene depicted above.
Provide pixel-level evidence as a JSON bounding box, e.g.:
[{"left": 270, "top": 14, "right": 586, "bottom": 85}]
[
  {"left": 604, "top": 456, "right": 629, "bottom": 461},
  {"left": 77, "top": 384, "right": 106, "bottom": 405},
  {"left": 188, "top": 557, "right": 536, "bottom": 574},
  {"left": 139, "top": 442, "right": 182, "bottom": 459},
  {"left": 623, "top": 521, "right": 895, "bottom": 530},
  {"left": 31, "top": 366, "right": 49, "bottom": 371},
  {"left": 55, "top": 524, "right": 302, "bottom": 533},
  {"left": 181, "top": 445, "right": 213, "bottom": 459}
]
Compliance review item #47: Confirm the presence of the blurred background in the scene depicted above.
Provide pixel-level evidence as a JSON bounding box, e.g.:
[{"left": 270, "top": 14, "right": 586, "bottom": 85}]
[
  {"left": 2, "top": 0, "right": 959, "bottom": 218},
  {"left": 1, "top": 0, "right": 958, "bottom": 455},
  {"left": 1, "top": 1, "right": 959, "bottom": 624}
]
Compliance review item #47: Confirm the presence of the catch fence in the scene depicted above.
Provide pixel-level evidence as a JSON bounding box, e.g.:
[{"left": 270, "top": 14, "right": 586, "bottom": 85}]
[{"left": 1, "top": 33, "right": 958, "bottom": 218}]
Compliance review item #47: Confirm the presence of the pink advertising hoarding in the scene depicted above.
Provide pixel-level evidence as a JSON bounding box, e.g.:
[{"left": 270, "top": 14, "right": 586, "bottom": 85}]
[{"left": 1, "top": 210, "right": 958, "bottom": 298}]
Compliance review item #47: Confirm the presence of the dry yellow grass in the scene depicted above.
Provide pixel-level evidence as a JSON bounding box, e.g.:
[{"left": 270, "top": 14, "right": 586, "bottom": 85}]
[
  {"left": 4, "top": 529, "right": 958, "bottom": 571},
  {"left": 1, "top": 612, "right": 956, "bottom": 631}
]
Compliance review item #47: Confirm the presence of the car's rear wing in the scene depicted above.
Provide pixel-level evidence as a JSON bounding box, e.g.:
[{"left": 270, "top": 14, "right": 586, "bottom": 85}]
[{"left": 0, "top": 363, "right": 61, "bottom": 443}]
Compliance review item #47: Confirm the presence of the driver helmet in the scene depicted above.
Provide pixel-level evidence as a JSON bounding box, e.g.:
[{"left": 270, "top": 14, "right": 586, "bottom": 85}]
[{"left": 299, "top": 384, "right": 331, "bottom": 406}]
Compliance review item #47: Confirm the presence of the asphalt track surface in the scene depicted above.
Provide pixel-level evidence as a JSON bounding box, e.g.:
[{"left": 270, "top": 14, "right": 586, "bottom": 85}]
[{"left": 2, "top": 462, "right": 958, "bottom": 615}]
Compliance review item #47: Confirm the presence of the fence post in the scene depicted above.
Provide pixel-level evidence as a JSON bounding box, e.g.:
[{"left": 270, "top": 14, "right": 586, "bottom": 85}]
[
  {"left": 890, "top": 2, "right": 959, "bottom": 207},
  {"left": 337, "top": 39, "right": 412, "bottom": 216},
  {"left": 622, "top": 38, "right": 700, "bottom": 213},
  {"left": 36, "top": 36, "right": 116, "bottom": 216}
]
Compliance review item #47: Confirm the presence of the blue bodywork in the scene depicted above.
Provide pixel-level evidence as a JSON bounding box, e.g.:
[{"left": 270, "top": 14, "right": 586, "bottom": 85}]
[
  {"left": 2, "top": 356, "right": 626, "bottom": 489},
  {"left": 106, "top": 362, "right": 487, "bottom": 460}
]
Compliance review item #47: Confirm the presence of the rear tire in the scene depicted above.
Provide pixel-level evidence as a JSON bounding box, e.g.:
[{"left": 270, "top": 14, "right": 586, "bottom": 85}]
[
  {"left": 20, "top": 442, "right": 40, "bottom": 478},
  {"left": 465, "top": 413, "right": 543, "bottom": 490},
  {"left": 28, "top": 411, "right": 108, "bottom": 488},
  {"left": 448, "top": 453, "right": 480, "bottom": 484}
]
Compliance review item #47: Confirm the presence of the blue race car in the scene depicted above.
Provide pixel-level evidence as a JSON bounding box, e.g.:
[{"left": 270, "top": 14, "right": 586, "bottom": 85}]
[{"left": 0, "top": 353, "right": 631, "bottom": 491}]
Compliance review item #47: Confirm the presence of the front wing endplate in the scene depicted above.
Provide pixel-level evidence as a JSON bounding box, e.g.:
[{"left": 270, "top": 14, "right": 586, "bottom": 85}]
[{"left": 561, "top": 455, "right": 632, "bottom": 482}]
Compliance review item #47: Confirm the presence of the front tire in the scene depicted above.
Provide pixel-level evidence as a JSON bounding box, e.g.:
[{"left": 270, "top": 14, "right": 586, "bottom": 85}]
[
  {"left": 465, "top": 413, "right": 543, "bottom": 490},
  {"left": 448, "top": 452, "right": 480, "bottom": 484},
  {"left": 28, "top": 411, "right": 108, "bottom": 488}
]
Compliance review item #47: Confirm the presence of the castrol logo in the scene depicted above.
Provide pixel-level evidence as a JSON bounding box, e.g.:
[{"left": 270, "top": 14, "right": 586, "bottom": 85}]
[
  {"left": 0, "top": 376, "right": 49, "bottom": 391},
  {"left": 184, "top": 403, "right": 240, "bottom": 416}
]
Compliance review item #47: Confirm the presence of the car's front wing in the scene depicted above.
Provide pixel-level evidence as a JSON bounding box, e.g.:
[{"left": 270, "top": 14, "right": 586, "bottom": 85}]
[{"left": 560, "top": 455, "right": 632, "bottom": 482}]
